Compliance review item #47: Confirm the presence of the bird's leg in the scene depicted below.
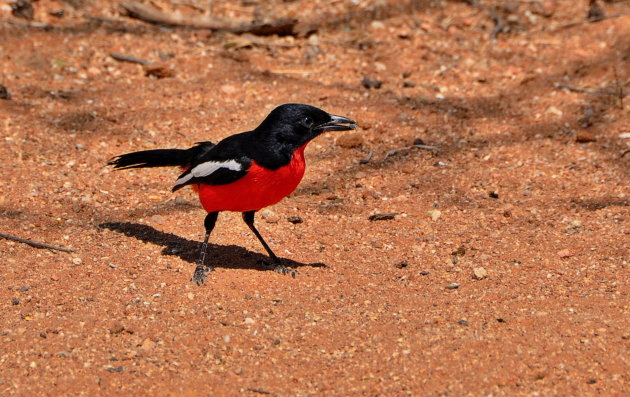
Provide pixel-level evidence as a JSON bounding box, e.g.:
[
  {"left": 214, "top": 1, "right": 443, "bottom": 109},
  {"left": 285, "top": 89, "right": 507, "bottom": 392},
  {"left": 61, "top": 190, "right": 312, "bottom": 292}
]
[
  {"left": 242, "top": 211, "right": 297, "bottom": 277},
  {"left": 191, "top": 211, "right": 219, "bottom": 285},
  {"left": 242, "top": 211, "right": 279, "bottom": 262}
]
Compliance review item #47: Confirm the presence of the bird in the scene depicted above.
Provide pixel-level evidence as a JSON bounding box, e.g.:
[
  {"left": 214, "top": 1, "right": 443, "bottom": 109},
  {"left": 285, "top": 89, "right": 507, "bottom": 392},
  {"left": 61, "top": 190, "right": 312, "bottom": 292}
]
[{"left": 107, "top": 103, "right": 357, "bottom": 285}]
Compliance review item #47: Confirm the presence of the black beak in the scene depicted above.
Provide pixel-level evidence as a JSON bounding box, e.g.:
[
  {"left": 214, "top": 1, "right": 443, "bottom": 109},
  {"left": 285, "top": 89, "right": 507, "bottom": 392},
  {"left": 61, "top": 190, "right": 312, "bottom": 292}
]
[{"left": 315, "top": 114, "right": 357, "bottom": 133}]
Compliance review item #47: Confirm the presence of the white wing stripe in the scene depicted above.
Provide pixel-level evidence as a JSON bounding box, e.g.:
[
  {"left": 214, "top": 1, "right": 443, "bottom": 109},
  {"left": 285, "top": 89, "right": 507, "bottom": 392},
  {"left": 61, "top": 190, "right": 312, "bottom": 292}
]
[
  {"left": 191, "top": 159, "right": 241, "bottom": 177},
  {"left": 174, "top": 173, "right": 193, "bottom": 186},
  {"left": 173, "top": 160, "right": 242, "bottom": 187}
]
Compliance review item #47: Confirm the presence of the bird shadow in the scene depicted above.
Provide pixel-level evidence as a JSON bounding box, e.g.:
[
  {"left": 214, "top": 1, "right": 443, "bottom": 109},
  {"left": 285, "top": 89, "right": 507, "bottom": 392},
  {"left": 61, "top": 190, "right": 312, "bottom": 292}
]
[{"left": 98, "top": 222, "right": 326, "bottom": 272}]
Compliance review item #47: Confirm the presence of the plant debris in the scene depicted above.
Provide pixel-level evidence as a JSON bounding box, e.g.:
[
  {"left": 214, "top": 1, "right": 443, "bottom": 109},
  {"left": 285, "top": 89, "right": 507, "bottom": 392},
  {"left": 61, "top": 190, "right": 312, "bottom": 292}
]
[{"left": 368, "top": 213, "right": 398, "bottom": 221}]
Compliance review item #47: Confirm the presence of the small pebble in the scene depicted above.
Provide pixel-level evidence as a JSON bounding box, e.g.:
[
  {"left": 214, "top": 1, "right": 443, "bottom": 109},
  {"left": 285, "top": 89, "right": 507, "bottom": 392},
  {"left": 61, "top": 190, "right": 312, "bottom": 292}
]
[
  {"left": 420, "top": 271, "right": 430, "bottom": 276},
  {"left": 307, "top": 34, "right": 319, "bottom": 45},
  {"left": 546, "top": 106, "right": 563, "bottom": 117},
  {"left": 458, "top": 319, "right": 469, "bottom": 326},
  {"left": 445, "top": 283, "right": 459, "bottom": 290},
  {"left": 19, "top": 285, "right": 30, "bottom": 292},
  {"left": 370, "top": 20, "right": 385, "bottom": 29},
  {"left": 143, "top": 64, "right": 175, "bottom": 79},
  {"left": 374, "top": 62, "right": 387, "bottom": 72},
  {"left": 397, "top": 29, "right": 411, "bottom": 39},
  {"left": 287, "top": 216, "right": 303, "bottom": 224},
  {"left": 451, "top": 246, "right": 466, "bottom": 256},
  {"left": 11, "top": 297, "right": 20, "bottom": 305},
  {"left": 149, "top": 215, "right": 165, "bottom": 224},
  {"left": 0, "top": 84, "right": 11, "bottom": 100},
  {"left": 428, "top": 209, "right": 442, "bottom": 221},
  {"left": 361, "top": 77, "right": 382, "bottom": 89},
  {"left": 565, "top": 220, "right": 582, "bottom": 235},
  {"left": 140, "top": 338, "right": 156, "bottom": 352},
  {"left": 244, "top": 317, "right": 255, "bottom": 325},
  {"left": 220, "top": 84, "right": 237, "bottom": 94},
  {"left": 11, "top": 0, "right": 34, "bottom": 20},
  {"left": 72, "top": 257, "right": 82, "bottom": 265},
  {"left": 557, "top": 249, "right": 572, "bottom": 258},
  {"left": 395, "top": 261, "right": 408, "bottom": 269},
  {"left": 576, "top": 131, "right": 596, "bottom": 143},
  {"left": 50, "top": 9, "right": 65, "bottom": 17},
  {"left": 109, "top": 324, "right": 125, "bottom": 334},
  {"left": 260, "top": 209, "right": 280, "bottom": 223},
  {"left": 472, "top": 267, "right": 488, "bottom": 280}
]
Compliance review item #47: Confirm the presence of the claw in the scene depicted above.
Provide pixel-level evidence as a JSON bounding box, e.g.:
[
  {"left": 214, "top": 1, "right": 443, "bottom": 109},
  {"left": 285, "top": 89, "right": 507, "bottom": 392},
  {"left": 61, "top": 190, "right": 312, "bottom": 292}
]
[
  {"left": 191, "top": 265, "right": 212, "bottom": 286},
  {"left": 257, "top": 259, "right": 298, "bottom": 277}
]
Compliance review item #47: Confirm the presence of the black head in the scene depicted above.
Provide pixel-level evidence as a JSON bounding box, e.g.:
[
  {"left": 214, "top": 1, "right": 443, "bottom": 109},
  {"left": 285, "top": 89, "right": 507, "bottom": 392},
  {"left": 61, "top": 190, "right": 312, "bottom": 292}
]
[{"left": 255, "top": 103, "right": 356, "bottom": 148}]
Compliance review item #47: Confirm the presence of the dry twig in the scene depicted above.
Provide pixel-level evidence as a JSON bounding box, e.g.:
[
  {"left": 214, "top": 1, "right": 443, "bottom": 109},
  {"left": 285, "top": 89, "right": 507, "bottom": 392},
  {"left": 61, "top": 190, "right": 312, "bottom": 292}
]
[
  {"left": 384, "top": 144, "right": 438, "bottom": 160},
  {"left": 555, "top": 11, "right": 630, "bottom": 31},
  {"left": 120, "top": 1, "right": 297, "bottom": 36},
  {"left": 0, "top": 16, "right": 50, "bottom": 29},
  {"left": 554, "top": 82, "right": 627, "bottom": 97},
  {"left": 613, "top": 67, "right": 625, "bottom": 109},
  {"left": 359, "top": 150, "right": 373, "bottom": 164},
  {"left": 0, "top": 232, "right": 76, "bottom": 253},
  {"left": 110, "top": 52, "right": 151, "bottom": 65}
]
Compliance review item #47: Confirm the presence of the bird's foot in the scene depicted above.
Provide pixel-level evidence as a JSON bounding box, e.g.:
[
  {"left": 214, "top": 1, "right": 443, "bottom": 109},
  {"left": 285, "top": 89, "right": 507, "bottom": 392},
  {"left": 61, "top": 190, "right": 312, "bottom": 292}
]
[
  {"left": 258, "top": 259, "right": 298, "bottom": 278},
  {"left": 191, "top": 264, "right": 213, "bottom": 286}
]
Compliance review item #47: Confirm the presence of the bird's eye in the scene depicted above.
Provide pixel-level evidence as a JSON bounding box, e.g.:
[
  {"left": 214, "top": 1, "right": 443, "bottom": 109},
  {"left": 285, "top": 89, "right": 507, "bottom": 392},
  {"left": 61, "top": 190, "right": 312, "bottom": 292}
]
[{"left": 301, "top": 116, "right": 314, "bottom": 128}]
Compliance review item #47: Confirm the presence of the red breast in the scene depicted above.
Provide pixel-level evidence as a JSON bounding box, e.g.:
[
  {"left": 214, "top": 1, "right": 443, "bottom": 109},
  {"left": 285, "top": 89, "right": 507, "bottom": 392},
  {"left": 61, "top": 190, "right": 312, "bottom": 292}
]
[{"left": 197, "top": 144, "right": 307, "bottom": 213}]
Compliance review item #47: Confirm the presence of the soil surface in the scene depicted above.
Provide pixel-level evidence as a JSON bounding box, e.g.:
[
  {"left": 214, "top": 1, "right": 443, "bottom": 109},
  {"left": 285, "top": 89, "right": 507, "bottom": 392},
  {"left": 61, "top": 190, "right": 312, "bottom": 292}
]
[{"left": 1, "top": 0, "right": 629, "bottom": 395}]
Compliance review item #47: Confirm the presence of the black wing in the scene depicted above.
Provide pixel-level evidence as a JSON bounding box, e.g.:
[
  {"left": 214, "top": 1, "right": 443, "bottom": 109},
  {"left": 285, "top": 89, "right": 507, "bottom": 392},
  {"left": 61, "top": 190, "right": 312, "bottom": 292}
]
[{"left": 172, "top": 133, "right": 252, "bottom": 192}]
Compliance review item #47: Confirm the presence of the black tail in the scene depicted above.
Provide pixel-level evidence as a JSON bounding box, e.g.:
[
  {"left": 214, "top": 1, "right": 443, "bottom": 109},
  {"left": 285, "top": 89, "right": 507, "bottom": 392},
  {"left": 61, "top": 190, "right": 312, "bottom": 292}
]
[{"left": 107, "top": 141, "right": 215, "bottom": 170}]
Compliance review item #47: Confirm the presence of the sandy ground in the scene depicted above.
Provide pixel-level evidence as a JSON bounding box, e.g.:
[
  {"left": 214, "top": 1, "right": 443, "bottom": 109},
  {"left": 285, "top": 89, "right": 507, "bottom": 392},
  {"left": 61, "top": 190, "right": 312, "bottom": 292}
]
[{"left": 1, "top": 0, "right": 629, "bottom": 395}]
